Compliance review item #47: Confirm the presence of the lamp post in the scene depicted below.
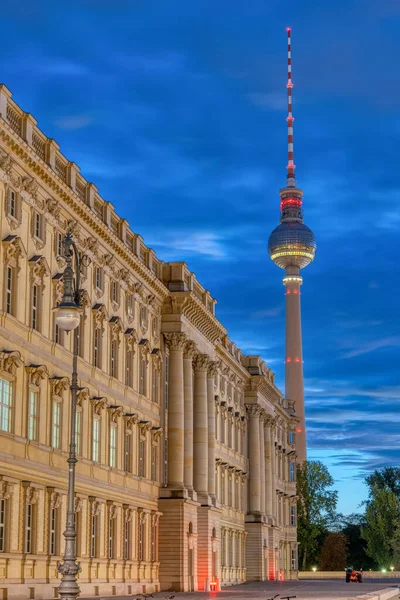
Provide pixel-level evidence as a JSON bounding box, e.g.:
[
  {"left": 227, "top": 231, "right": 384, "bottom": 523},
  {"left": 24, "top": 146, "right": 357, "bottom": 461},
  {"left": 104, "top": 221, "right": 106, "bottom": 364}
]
[{"left": 55, "top": 233, "right": 84, "bottom": 600}]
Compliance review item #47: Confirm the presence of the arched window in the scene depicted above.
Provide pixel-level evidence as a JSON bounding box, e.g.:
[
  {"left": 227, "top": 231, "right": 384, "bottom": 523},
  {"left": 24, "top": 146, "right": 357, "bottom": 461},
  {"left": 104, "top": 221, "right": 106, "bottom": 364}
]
[{"left": 188, "top": 521, "right": 193, "bottom": 534}]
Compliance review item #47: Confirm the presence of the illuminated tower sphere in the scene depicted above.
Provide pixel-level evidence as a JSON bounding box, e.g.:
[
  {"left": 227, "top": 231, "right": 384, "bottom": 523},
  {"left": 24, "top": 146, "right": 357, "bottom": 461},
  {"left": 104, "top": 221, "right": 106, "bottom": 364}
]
[{"left": 268, "top": 28, "right": 316, "bottom": 463}]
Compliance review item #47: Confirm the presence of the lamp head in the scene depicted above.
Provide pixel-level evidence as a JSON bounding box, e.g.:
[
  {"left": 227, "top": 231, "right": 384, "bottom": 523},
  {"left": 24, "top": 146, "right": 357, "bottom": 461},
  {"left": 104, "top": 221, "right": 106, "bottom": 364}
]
[{"left": 54, "top": 300, "right": 81, "bottom": 331}]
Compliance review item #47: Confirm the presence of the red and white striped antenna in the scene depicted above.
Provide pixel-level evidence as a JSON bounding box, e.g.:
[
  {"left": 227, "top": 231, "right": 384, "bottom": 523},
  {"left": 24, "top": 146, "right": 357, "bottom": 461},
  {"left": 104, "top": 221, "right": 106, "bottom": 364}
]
[{"left": 286, "top": 27, "right": 296, "bottom": 185}]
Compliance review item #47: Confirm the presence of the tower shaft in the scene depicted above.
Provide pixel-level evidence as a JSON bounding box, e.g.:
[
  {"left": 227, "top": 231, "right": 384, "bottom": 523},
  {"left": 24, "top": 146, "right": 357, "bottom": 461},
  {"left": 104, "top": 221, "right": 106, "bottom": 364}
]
[
  {"left": 268, "top": 28, "right": 317, "bottom": 465},
  {"left": 284, "top": 271, "right": 306, "bottom": 462}
]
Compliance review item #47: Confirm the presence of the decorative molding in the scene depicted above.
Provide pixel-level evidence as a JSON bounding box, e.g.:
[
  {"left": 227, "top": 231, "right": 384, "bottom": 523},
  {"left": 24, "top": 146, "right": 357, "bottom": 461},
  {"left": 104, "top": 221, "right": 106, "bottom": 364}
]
[
  {"left": 92, "top": 303, "right": 108, "bottom": 328},
  {"left": 91, "top": 396, "right": 107, "bottom": 415},
  {"left": 28, "top": 255, "right": 50, "bottom": 285},
  {"left": 164, "top": 332, "right": 187, "bottom": 352},
  {"left": 151, "top": 426, "right": 163, "bottom": 443},
  {"left": 109, "top": 316, "right": 123, "bottom": 344},
  {"left": 125, "top": 328, "right": 138, "bottom": 352},
  {"left": 26, "top": 364, "right": 49, "bottom": 386},
  {"left": 0, "top": 481, "right": 11, "bottom": 500},
  {"left": 2, "top": 235, "right": 26, "bottom": 268},
  {"left": 108, "top": 405, "right": 124, "bottom": 422},
  {"left": 0, "top": 350, "right": 23, "bottom": 376},
  {"left": 77, "top": 387, "right": 91, "bottom": 407},
  {"left": 245, "top": 403, "right": 261, "bottom": 418},
  {"left": 207, "top": 360, "right": 219, "bottom": 378},
  {"left": 193, "top": 353, "right": 209, "bottom": 372},
  {"left": 124, "top": 413, "right": 139, "bottom": 432},
  {"left": 50, "top": 376, "right": 70, "bottom": 396}
]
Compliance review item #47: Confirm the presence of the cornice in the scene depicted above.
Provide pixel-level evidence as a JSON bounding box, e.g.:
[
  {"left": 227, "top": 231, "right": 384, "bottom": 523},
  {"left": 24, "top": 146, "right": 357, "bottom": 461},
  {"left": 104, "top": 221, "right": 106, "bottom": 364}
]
[
  {"left": 0, "top": 124, "right": 169, "bottom": 300},
  {"left": 163, "top": 291, "right": 226, "bottom": 344}
]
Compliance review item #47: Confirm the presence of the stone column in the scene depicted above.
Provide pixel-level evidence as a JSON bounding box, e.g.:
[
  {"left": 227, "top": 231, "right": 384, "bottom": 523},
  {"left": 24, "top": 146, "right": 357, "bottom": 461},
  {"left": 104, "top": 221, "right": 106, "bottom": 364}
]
[
  {"left": 183, "top": 341, "right": 196, "bottom": 491},
  {"left": 246, "top": 404, "right": 261, "bottom": 515},
  {"left": 271, "top": 422, "right": 277, "bottom": 521},
  {"left": 259, "top": 414, "right": 266, "bottom": 516},
  {"left": 193, "top": 354, "right": 209, "bottom": 499},
  {"left": 164, "top": 333, "right": 186, "bottom": 488},
  {"left": 264, "top": 419, "right": 273, "bottom": 518},
  {"left": 207, "top": 361, "right": 218, "bottom": 500}
]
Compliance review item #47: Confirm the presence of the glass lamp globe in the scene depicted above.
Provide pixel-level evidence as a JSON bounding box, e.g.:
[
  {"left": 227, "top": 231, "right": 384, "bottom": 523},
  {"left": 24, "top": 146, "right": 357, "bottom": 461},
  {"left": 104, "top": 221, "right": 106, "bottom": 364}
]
[{"left": 55, "top": 304, "right": 81, "bottom": 331}]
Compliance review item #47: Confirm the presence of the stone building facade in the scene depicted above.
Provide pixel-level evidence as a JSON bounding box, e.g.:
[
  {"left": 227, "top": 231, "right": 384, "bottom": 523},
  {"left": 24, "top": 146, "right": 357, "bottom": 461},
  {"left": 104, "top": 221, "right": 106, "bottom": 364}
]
[{"left": 0, "top": 85, "right": 298, "bottom": 599}]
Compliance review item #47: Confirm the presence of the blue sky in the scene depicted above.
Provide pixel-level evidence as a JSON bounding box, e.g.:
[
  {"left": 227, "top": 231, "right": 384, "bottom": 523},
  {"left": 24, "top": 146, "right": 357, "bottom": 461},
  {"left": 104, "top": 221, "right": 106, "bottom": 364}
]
[{"left": 2, "top": 0, "right": 399, "bottom": 514}]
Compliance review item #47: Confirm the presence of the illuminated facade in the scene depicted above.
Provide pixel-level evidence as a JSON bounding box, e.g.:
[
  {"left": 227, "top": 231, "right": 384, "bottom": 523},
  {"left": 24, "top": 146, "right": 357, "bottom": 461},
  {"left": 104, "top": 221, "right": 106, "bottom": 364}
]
[
  {"left": 268, "top": 29, "right": 317, "bottom": 463},
  {"left": 0, "top": 84, "right": 298, "bottom": 599}
]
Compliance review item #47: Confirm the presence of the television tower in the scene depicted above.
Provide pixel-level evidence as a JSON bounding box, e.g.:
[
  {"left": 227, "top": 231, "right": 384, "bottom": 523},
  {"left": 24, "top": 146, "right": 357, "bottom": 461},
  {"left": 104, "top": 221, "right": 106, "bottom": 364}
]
[{"left": 268, "top": 28, "right": 316, "bottom": 463}]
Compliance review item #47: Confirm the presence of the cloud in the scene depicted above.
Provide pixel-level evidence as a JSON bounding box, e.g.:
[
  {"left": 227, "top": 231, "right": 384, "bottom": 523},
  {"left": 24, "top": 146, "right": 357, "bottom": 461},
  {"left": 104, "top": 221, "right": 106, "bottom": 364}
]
[
  {"left": 54, "top": 115, "right": 92, "bottom": 130},
  {"left": 341, "top": 336, "right": 400, "bottom": 359},
  {"left": 249, "top": 91, "right": 287, "bottom": 111},
  {"left": 252, "top": 307, "right": 283, "bottom": 318},
  {"left": 147, "top": 231, "right": 228, "bottom": 260}
]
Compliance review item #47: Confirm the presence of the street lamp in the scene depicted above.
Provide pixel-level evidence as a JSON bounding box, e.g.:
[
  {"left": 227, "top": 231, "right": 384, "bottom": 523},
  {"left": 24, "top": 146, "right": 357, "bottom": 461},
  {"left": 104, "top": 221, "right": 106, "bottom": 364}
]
[{"left": 55, "top": 232, "right": 84, "bottom": 600}]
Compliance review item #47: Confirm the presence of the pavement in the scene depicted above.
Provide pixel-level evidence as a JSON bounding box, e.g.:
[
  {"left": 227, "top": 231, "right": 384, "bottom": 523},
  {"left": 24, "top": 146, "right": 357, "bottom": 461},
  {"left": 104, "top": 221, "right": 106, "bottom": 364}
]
[{"left": 82, "top": 579, "right": 400, "bottom": 600}]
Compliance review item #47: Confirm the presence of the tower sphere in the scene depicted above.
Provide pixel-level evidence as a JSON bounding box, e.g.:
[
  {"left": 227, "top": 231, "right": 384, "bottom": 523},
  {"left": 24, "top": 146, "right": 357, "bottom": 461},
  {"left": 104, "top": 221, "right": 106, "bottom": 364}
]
[{"left": 268, "top": 221, "right": 316, "bottom": 270}]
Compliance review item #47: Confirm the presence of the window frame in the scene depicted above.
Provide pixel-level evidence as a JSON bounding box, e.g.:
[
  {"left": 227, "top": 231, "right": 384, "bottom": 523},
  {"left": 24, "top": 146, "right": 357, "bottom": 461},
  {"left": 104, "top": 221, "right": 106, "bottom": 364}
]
[
  {"left": 92, "top": 416, "right": 100, "bottom": 463},
  {"left": 0, "top": 376, "right": 13, "bottom": 433},
  {"left": 51, "top": 397, "right": 62, "bottom": 450},
  {"left": 27, "top": 388, "right": 39, "bottom": 442}
]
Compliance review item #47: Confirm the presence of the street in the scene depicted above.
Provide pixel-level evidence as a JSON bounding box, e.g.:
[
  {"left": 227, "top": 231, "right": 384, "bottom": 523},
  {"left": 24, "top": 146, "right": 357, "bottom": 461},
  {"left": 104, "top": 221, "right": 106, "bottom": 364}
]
[{"left": 82, "top": 579, "right": 400, "bottom": 600}]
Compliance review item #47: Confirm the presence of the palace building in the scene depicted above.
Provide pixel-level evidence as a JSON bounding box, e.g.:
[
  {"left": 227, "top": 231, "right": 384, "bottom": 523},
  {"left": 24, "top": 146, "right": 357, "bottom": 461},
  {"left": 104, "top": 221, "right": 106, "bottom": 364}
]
[{"left": 0, "top": 85, "right": 298, "bottom": 599}]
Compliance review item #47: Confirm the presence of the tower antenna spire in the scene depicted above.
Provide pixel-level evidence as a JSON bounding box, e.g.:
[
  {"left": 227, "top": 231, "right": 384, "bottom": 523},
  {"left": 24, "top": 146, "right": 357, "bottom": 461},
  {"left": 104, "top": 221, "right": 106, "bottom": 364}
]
[{"left": 286, "top": 27, "right": 295, "bottom": 186}]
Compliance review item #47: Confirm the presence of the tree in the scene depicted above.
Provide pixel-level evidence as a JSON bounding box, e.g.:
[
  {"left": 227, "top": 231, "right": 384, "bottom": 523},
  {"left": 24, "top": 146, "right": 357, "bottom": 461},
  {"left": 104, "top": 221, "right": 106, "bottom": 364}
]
[
  {"left": 361, "top": 485, "right": 400, "bottom": 568},
  {"left": 297, "top": 460, "right": 338, "bottom": 570},
  {"left": 365, "top": 467, "right": 400, "bottom": 499},
  {"left": 319, "top": 532, "right": 348, "bottom": 570},
  {"left": 342, "top": 513, "right": 376, "bottom": 570}
]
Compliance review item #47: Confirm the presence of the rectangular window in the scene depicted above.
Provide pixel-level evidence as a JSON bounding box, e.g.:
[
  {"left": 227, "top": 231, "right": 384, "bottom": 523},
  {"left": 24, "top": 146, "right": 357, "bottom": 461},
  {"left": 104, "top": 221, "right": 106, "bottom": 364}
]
[
  {"left": 56, "top": 232, "right": 63, "bottom": 257},
  {"left": 8, "top": 189, "right": 16, "bottom": 218},
  {"left": 25, "top": 503, "right": 34, "bottom": 554},
  {"left": 51, "top": 401, "right": 61, "bottom": 449},
  {"left": 54, "top": 321, "right": 64, "bottom": 346},
  {"left": 164, "top": 355, "right": 168, "bottom": 410},
  {"left": 139, "top": 357, "right": 147, "bottom": 396},
  {"left": 0, "top": 378, "right": 13, "bottom": 433},
  {"left": 0, "top": 499, "right": 6, "bottom": 552},
  {"left": 111, "top": 281, "right": 119, "bottom": 304},
  {"left": 109, "top": 425, "right": 117, "bottom": 468},
  {"left": 151, "top": 445, "right": 158, "bottom": 482},
  {"left": 291, "top": 549, "right": 297, "bottom": 570},
  {"left": 289, "top": 431, "right": 295, "bottom": 445},
  {"left": 151, "top": 368, "right": 159, "bottom": 404},
  {"left": 150, "top": 521, "right": 156, "bottom": 562},
  {"left": 228, "top": 477, "right": 233, "bottom": 507},
  {"left": 92, "top": 418, "right": 100, "bottom": 462},
  {"left": 28, "top": 390, "right": 39, "bottom": 441},
  {"left": 110, "top": 341, "right": 118, "bottom": 378},
  {"left": 90, "top": 512, "right": 98, "bottom": 558},
  {"left": 124, "top": 432, "right": 132, "bottom": 473},
  {"left": 32, "top": 285, "right": 39, "bottom": 330},
  {"left": 289, "top": 462, "right": 295, "bottom": 482},
  {"left": 6, "top": 266, "right": 14, "bottom": 315},
  {"left": 94, "top": 266, "right": 103, "bottom": 291},
  {"left": 228, "top": 419, "right": 232, "bottom": 448},
  {"left": 124, "top": 515, "right": 130, "bottom": 560},
  {"left": 49, "top": 506, "right": 58, "bottom": 555},
  {"left": 93, "top": 328, "right": 101, "bottom": 368},
  {"left": 139, "top": 437, "right": 146, "bottom": 478},
  {"left": 125, "top": 350, "right": 133, "bottom": 387},
  {"left": 234, "top": 423, "right": 239, "bottom": 452},
  {"left": 221, "top": 475, "right": 225, "bottom": 505},
  {"left": 75, "top": 410, "right": 82, "bottom": 456},
  {"left": 108, "top": 515, "right": 114, "bottom": 559},
  {"left": 138, "top": 518, "right": 145, "bottom": 561},
  {"left": 34, "top": 212, "right": 41, "bottom": 238},
  {"left": 290, "top": 505, "right": 296, "bottom": 526},
  {"left": 126, "top": 294, "right": 134, "bottom": 319}
]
